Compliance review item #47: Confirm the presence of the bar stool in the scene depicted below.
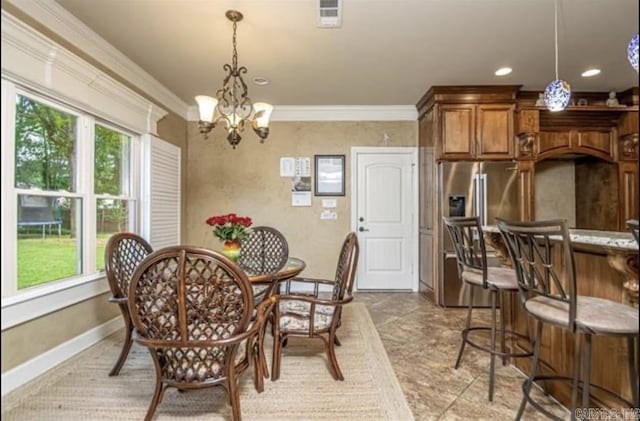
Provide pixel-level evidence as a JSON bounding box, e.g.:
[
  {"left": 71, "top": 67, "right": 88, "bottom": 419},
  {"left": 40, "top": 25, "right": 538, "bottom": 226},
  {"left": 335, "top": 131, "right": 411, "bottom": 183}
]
[
  {"left": 497, "top": 218, "right": 639, "bottom": 421},
  {"left": 443, "top": 216, "right": 533, "bottom": 401}
]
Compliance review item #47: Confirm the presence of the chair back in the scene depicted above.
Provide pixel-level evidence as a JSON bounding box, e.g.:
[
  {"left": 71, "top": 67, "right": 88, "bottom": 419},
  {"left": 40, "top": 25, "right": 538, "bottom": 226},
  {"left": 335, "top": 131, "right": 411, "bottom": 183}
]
[
  {"left": 104, "top": 232, "right": 153, "bottom": 300},
  {"left": 332, "top": 232, "right": 360, "bottom": 301},
  {"left": 128, "top": 247, "right": 254, "bottom": 383},
  {"left": 443, "top": 216, "right": 488, "bottom": 288},
  {"left": 238, "top": 226, "right": 289, "bottom": 274},
  {"left": 496, "top": 219, "right": 577, "bottom": 331},
  {"left": 628, "top": 219, "right": 639, "bottom": 243}
]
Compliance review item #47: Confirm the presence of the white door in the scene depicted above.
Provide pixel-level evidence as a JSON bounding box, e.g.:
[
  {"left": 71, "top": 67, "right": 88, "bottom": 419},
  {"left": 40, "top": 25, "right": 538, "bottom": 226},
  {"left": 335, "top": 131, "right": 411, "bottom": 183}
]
[{"left": 353, "top": 149, "right": 417, "bottom": 290}]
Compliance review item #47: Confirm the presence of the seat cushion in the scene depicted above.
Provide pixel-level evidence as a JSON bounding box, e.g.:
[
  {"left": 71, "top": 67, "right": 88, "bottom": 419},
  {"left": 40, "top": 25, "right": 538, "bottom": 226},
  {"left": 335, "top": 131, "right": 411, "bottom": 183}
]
[
  {"left": 525, "top": 295, "right": 639, "bottom": 335},
  {"left": 462, "top": 267, "right": 518, "bottom": 291},
  {"left": 278, "top": 299, "right": 334, "bottom": 332}
]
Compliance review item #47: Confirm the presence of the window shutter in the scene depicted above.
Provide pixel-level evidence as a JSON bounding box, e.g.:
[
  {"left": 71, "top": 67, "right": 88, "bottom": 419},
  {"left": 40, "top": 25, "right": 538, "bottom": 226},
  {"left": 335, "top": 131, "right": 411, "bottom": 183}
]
[{"left": 142, "top": 134, "right": 181, "bottom": 249}]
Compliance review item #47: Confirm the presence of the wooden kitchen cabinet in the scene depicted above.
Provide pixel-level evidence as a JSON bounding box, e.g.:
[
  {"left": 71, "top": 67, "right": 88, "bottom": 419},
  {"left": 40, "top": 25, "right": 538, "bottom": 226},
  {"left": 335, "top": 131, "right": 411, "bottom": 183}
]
[
  {"left": 476, "top": 104, "right": 514, "bottom": 159},
  {"left": 440, "top": 104, "right": 475, "bottom": 159},
  {"left": 439, "top": 104, "right": 514, "bottom": 160}
]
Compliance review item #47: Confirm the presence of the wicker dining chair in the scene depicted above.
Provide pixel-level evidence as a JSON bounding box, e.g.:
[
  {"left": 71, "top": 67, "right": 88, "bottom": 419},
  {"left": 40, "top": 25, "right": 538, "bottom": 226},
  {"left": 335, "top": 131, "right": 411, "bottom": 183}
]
[
  {"left": 497, "top": 219, "right": 639, "bottom": 421},
  {"left": 238, "top": 226, "right": 289, "bottom": 304},
  {"left": 270, "top": 232, "right": 359, "bottom": 381},
  {"left": 128, "top": 246, "right": 275, "bottom": 421},
  {"left": 104, "top": 232, "right": 153, "bottom": 376}
]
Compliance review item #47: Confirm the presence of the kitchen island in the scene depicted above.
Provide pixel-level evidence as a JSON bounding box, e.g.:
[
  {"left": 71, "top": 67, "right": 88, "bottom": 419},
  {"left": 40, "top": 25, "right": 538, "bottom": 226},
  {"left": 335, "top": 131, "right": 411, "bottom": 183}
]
[{"left": 483, "top": 226, "right": 639, "bottom": 411}]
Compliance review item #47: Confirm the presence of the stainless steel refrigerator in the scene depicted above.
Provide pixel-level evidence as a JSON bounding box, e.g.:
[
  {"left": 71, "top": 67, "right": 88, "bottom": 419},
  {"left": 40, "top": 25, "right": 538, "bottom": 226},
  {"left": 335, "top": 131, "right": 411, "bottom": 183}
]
[{"left": 438, "top": 161, "right": 519, "bottom": 307}]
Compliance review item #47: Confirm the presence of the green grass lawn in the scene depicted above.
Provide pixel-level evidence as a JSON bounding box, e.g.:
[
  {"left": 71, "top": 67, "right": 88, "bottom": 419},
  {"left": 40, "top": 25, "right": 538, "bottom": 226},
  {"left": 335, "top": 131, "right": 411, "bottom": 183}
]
[{"left": 17, "top": 234, "right": 110, "bottom": 290}]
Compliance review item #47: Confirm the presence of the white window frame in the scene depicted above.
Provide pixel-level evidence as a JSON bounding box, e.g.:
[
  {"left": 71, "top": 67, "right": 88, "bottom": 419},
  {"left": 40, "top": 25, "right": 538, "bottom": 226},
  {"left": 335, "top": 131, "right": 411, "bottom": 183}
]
[{"left": 1, "top": 81, "right": 141, "bottom": 329}]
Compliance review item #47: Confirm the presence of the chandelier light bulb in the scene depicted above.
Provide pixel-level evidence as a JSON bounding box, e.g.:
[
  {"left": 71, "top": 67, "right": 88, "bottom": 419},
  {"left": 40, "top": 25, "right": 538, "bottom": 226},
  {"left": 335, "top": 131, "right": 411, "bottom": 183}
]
[
  {"left": 544, "top": 79, "right": 572, "bottom": 112},
  {"left": 628, "top": 33, "right": 639, "bottom": 72}
]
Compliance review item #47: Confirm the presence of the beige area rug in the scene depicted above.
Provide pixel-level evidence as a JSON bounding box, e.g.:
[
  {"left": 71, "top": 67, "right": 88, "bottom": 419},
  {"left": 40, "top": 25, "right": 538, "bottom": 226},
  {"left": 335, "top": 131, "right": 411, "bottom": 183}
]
[{"left": 2, "top": 303, "right": 413, "bottom": 420}]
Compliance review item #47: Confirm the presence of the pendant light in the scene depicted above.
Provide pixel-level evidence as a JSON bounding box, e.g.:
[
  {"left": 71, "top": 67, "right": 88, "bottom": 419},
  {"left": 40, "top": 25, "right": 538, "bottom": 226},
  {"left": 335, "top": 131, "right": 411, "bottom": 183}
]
[
  {"left": 543, "top": 0, "right": 571, "bottom": 112},
  {"left": 628, "top": 33, "right": 639, "bottom": 72}
]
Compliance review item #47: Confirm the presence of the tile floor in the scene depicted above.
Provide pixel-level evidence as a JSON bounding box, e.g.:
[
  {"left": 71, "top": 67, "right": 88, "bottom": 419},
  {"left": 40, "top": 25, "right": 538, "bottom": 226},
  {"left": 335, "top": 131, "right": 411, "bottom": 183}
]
[{"left": 356, "top": 292, "right": 570, "bottom": 420}]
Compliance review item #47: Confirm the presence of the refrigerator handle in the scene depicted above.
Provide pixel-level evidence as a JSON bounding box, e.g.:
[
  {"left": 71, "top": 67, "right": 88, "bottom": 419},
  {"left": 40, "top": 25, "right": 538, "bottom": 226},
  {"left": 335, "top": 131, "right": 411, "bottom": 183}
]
[
  {"left": 473, "top": 174, "right": 480, "bottom": 219},
  {"left": 481, "top": 174, "right": 488, "bottom": 227}
]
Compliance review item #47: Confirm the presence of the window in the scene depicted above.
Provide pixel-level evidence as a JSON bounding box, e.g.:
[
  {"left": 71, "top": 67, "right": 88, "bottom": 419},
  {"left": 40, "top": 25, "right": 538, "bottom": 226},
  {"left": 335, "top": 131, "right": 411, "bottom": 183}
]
[{"left": 3, "top": 89, "right": 139, "bottom": 298}]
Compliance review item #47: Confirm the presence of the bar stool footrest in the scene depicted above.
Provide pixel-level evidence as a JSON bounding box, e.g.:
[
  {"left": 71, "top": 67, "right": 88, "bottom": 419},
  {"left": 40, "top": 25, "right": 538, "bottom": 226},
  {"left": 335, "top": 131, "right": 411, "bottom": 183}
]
[{"left": 462, "top": 326, "right": 533, "bottom": 359}]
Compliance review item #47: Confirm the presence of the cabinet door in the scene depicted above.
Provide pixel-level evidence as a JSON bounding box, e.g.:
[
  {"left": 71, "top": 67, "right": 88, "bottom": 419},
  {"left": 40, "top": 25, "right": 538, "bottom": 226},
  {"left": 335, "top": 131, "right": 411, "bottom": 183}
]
[
  {"left": 440, "top": 105, "right": 475, "bottom": 159},
  {"left": 476, "top": 104, "right": 514, "bottom": 159}
]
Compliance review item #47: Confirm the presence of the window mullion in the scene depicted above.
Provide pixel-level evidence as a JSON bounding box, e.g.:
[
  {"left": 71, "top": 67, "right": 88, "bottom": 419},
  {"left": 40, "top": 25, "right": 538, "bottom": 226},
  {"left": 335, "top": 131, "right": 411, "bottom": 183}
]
[
  {"left": 79, "top": 115, "right": 96, "bottom": 275},
  {"left": 1, "top": 80, "right": 18, "bottom": 298}
]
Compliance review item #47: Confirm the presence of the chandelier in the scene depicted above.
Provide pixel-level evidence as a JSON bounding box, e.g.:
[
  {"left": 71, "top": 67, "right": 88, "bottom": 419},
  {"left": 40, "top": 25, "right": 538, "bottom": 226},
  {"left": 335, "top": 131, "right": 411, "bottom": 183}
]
[{"left": 195, "top": 10, "right": 273, "bottom": 149}]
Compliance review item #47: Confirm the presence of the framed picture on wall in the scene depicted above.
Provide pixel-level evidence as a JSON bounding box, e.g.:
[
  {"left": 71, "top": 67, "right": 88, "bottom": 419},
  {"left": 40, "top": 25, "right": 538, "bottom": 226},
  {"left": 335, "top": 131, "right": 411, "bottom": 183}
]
[{"left": 314, "top": 155, "right": 345, "bottom": 196}]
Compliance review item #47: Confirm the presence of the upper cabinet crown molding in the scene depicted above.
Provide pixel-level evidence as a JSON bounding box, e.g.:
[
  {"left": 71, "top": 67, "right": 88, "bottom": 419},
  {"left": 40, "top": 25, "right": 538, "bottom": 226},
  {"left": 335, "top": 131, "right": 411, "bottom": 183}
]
[
  {"left": 2, "top": 0, "right": 189, "bottom": 119},
  {"left": 1, "top": 11, "right": 167, "bottom": 134},
  {"left": 417, "top": 85, "right": 522, "bottom": 118}
]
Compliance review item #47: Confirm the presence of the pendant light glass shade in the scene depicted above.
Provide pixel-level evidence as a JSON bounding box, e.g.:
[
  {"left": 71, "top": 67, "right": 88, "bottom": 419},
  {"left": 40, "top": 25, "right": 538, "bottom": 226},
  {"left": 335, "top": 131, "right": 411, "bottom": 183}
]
[
  {"left": 628, "top": 33, "right": 639, "bottom": 72},
  {"left": 544, "top": 79, "right": 572, "bottom": 112}
]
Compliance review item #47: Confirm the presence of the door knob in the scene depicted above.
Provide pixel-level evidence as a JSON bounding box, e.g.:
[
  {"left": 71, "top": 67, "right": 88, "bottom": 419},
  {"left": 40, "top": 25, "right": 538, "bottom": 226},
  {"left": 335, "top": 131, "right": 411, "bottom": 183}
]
[{"left": 358, "top": 227, "right": 369, "bottom": 232}]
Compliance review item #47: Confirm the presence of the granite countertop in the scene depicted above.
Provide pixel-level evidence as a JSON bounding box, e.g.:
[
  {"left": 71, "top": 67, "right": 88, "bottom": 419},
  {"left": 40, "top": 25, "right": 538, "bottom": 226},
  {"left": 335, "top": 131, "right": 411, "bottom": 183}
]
[{"left": 483, "top": 225, "right": 639, "bottom": 252}]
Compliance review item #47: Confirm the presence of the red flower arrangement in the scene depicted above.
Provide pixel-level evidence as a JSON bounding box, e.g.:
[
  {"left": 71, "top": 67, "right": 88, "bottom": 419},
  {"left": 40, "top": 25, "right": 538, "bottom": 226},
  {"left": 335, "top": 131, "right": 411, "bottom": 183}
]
[{"left": 205, "top": 213, "right": 253, "bottom": 244}]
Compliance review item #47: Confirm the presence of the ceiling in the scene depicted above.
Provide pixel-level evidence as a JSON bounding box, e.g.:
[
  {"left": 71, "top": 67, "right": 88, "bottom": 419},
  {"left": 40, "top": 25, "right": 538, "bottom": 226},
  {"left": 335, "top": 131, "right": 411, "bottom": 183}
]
[{"left": 54, "top": 0, "right": 638, "bottom": 106}]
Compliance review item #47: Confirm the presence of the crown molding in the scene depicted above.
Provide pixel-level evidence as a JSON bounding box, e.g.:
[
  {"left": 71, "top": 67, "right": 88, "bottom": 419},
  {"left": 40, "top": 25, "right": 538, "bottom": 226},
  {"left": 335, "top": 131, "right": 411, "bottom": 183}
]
[
  {"left": 4, "top": 0, "right": 189, "bottom": 119},
  {"left": 1, "top": 11, "right": 167, "bottom": 134},
  {"left": 187, "top": 105, "right": 418, "bottom": 122}
]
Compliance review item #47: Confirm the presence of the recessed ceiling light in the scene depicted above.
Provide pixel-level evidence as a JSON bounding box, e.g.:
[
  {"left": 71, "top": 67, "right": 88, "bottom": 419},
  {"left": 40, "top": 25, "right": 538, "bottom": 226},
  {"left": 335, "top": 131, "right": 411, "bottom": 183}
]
[
  {"left": 495, "top": 67, "right": 513, "bottom": 76},
  {"left": 581, "top": 68, "right": 601, "bottom": 77},
  {"left": 253, "top": 76, "right": 270, "bottom": 86}
]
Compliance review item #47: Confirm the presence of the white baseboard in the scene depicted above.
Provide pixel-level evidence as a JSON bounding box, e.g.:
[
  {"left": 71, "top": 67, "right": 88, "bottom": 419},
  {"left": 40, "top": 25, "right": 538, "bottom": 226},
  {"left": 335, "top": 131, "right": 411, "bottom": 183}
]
[{"left": 1, "top": 316, "right": 123, "bottom": 397}]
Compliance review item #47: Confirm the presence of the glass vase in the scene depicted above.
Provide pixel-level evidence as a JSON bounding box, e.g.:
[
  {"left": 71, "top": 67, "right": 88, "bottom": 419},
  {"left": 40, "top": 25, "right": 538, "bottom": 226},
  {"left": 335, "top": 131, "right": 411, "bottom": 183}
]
[{"left": 221, "top": 239, "right": 241, "bottom": 262}]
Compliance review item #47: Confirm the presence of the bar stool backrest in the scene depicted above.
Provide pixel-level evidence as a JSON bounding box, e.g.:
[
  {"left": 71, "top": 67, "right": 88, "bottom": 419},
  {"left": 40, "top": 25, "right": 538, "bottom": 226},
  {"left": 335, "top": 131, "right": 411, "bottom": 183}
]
[
  {"left": 496, "top": 218, "right": 577, "bottom": 331},
  {"left": 443, "top": 216, "right": 488, "bottom": 289},
  {"left": 628, "top": 219, "right": 639, "bottom": 243}
]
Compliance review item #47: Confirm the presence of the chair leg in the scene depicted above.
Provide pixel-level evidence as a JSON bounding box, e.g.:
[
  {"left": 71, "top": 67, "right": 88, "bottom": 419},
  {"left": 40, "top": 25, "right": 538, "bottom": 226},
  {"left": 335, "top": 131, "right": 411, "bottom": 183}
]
[
  {"left": 109, "top": 319, "right": 133, "bottom": 376},
  {"left": 228, "top": 378, "right": 242, "bottom": 421},
  {"left": 571, "top": 333, "right": 582, "bottom": 421},
  {"left": 334, "top": 335, "right": 342, "bottom": 346},
  {"left": 144, "top": 380, "right": 165, "bottom": 421},
  {"left": 582, "top": 334, "right": 592, "bottom": 411},
  {"left": 499, "top": 291, "right": 508, "bottom": 366},
  {"left": 326, "top": 332, "right": 344, "bottom": 381},
  {"left": 516, "top": 320, "right": 543, "bottom": 421},
  {"left": 253, "top": 345, "right": 264, "bottom": 393},
  {"left": 628, "top": 336, "right": 639, "bottom": 408},
  {"left": 271, "top": 334, "right": 283, "bottom": 382},
  {"left": 455, "top": 285, "right": 474, "bottom": 369},
  {"left": 488, "top": 290, "right": 497, "bottom": 402}
]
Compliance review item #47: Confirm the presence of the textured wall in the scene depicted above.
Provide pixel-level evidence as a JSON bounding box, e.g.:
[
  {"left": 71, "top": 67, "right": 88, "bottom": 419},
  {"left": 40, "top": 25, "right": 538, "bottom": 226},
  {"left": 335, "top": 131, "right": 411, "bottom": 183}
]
[
  {"left": 534, "top": 160, "right": 576, "bottom": 227},
  {"left": 186, "top": 121, "right": 418, "bottom": 280},
  {"left": 1, "top": 292, "right": 119, "bottom": 372}
]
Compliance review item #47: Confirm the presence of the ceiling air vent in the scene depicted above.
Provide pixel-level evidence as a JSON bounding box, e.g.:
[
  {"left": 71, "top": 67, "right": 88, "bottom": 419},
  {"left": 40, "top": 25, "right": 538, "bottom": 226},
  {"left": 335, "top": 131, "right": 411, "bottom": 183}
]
[{"left": 318, "top": 0, "right": 342, "bottom": 28}]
